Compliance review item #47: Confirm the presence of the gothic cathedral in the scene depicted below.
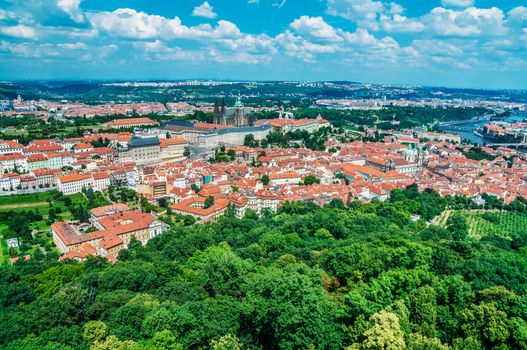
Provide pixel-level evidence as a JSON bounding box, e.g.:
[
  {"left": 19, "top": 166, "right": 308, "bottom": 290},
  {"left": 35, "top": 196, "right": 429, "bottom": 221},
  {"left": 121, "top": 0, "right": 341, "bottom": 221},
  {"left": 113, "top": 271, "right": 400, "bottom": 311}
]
[{"left": 213, "top": 96, "right": 252, "bottom": 127}]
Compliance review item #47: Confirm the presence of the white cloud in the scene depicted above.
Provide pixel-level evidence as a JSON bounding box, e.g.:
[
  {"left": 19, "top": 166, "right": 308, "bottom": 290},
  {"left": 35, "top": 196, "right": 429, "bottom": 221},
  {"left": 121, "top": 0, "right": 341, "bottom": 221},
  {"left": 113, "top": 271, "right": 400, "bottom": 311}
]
[
  {"left": 276, "top": 30, "right": 339, "bottom": 62},
  {"left": 0, "top": 41, "right": 56, "bottom": 57},
  {"left": 441, "top": 0, "right": 475, "bottom": 8},
  {"left": 87, "top": 7, "right": 276, "bottom": 64},
  {"left": 57, "top": 42, "right": 87, "bottom": 49},
  {"left": 87, "top": 8, "right": 240, "bottom": 40},
  {"left": 342, "top": 28, "right": 378, "bottom": 46},
  {"left": 0, "top": 0, "right": 525, "bottom": 83},
  {"left": 57, "top": 0, "right": 85, "bottom": 23},
  {"left": 0, "top": 25, "right": 37, "bottom": 39},
  {"left": 46, "top": 27, "right": 99, "bottom": 39},
  {"left": 192, "top": 2, "right": 217, "bottom": 19},
  {"left": 326, "top": 0, "right": 423, "bottom": 33},
  {"left": 423, "top": 7, "right": 506, "bottom": 37},
  {"left": 508, "top": 6, "right": 527, "bottom": 25},
  {"left": 277, "top": 17, "right": 403, "bottom": 64},
  {"left": 3, "top": 0, "right": 87, "bottom": 26},
  {"left": 325, "top": 0, "right": 521, "bottom": 40},
  {"left": 290, "top": 16, "right": 341, "bottom": 42},
  {"left": 133, "top": 39, "right": 271, "bottom": 65},
  {"left": 0, "top": 40, "right": 117, "bottom": 63},
  {"left": 133, "top": 40, "right": 205, "bottom": 61},
  {"left": 411, "top": 39, "right": 464, "bottom": 56},
  {"left": 326, "top": 0, "right": 384, "bottom": 29},
  {"left": 220, "top": 34, "right": 276, "bottom": 55},
  {"left": 388, "top": 3, "right": 404, "bottom": 15},
  {"left": 379, "top": 13, "right": 424, "bottom": 33},
  {"left": 87, "top": 8, "right": 163, "bottom": 39}
]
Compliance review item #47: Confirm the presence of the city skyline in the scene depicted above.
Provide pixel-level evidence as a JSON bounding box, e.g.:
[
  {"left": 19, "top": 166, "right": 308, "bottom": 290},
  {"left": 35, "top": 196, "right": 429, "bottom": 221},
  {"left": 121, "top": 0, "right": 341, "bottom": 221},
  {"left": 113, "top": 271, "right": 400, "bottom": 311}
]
[{"left": 0, "top": 0, "right": 526, "bottom": 89}]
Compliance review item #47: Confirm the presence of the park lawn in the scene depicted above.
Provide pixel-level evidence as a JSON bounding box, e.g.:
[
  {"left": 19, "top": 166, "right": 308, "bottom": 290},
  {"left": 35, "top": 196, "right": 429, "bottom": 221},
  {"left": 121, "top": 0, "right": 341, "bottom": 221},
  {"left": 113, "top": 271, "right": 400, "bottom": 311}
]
[
  {"left": 68, "top": 193, "right": 88, "bottom": 205},
  {"left": 0, "top": 191, "right": 89, "bottom": 230},
  {"left": 0, "top": 191, "right": 93, "bottom": 262},
  {"left": 440, "top": 210, "right": 527, "bottom": 240},
  {"left": 0, "top": 191, "right": 86, "bottom": 209},
  {"left": 1, "top": 128, "right": 28, "bottom": 137},
  {"left": 0, "top": 191, "right": 57, "bottom": 207},
  {"left": 0, "top": 205, "right": 74, "bottom": 234},
  {"left": 342, "top": 125, "right": 362, "bottom": 132},
  {"left": 64, "top": 124, "right": 102, "bottom": 132},
  {"left": 462, "top": 211, "right": 527, "bottom": 239},
  {"left": 91, "top": 192, "right": 111, "bottom": 208}
]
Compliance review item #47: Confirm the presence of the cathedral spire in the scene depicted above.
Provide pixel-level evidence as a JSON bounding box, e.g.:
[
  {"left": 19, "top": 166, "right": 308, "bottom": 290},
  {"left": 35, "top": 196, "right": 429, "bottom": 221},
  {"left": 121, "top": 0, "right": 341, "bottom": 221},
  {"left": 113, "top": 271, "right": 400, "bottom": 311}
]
[
  {"left": 213, "top": 99, "right": 219, "bottom": 124},
  {"left": 213, "top": 98, "right": 219, "bottom": 114},
  {"left": 220, "top": 97, "right": 226, "bottom": 124},
  {"left": 234, "top": 93, "right": 243, "bottom": 107}
]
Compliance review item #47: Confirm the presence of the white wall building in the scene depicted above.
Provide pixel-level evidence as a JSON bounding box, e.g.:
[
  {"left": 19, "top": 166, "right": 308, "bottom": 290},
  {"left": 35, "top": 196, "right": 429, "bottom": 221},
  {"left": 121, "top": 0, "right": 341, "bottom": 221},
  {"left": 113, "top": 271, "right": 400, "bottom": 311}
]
[{"left": 0, "top": 153, "right": 28, "bottom": 172}]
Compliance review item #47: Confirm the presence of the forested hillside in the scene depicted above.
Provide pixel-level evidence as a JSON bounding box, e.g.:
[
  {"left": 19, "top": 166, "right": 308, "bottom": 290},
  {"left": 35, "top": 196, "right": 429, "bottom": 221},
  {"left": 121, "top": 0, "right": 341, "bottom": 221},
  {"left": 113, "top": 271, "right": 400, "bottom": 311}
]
[{"left": 2, "top": 187, "right": 527, "bottom": 350}]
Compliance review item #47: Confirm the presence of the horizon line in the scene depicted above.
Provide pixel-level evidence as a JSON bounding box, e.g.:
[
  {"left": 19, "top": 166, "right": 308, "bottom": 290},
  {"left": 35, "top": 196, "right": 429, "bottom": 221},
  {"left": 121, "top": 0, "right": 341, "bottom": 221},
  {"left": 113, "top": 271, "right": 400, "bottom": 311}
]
[{"left": 0, "top": 79, "right": 526, "bottom": 93}]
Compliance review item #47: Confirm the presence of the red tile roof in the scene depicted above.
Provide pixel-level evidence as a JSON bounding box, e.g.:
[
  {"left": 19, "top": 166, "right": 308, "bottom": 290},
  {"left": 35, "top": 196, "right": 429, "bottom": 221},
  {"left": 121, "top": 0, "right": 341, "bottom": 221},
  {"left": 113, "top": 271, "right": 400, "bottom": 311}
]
[{"left": 104, "top": 117, "right": 158, "bottom": 127}]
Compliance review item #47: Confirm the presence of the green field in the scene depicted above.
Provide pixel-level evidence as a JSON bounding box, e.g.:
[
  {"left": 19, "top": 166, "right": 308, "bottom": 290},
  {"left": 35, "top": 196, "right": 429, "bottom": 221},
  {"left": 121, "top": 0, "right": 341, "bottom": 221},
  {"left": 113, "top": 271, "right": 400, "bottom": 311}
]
[
  {"left": 463, "top": 211, "right": 527, "bottom": 239},
  {"left": 438, "top": 210, "right": 527, "bottom": 240},
  {"left": 1, "top": 128, "right": 28, "bottom": 137},
  {"left": 0, "top": 191, "right": 54, "bottom": 206},
  {"left": 0, "top": 191, "right": 86, "bottom": 219},
  {"left": 64, "top": 124, "right": 102, "bottom": 132},
  {"left": 0, "top": 191, "right": 93, "bottom": 263}
]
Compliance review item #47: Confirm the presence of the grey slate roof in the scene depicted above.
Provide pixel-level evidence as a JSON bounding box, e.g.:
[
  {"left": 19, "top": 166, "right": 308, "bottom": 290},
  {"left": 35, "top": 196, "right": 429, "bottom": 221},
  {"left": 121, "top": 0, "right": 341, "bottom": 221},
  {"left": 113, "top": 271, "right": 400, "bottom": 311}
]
[
  {"left": 129, "top": 136, "right": 160, "bottom": 148},
  {"left": 216, "top": 125, "right": 271, "bottom": 135}
]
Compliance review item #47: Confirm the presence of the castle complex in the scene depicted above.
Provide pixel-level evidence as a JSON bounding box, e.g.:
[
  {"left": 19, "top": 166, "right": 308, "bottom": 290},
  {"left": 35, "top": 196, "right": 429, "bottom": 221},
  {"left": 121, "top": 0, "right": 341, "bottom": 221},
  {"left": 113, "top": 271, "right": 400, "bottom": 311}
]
[{"left": 213, "top": 96, "right": 253, "bottom": 127}]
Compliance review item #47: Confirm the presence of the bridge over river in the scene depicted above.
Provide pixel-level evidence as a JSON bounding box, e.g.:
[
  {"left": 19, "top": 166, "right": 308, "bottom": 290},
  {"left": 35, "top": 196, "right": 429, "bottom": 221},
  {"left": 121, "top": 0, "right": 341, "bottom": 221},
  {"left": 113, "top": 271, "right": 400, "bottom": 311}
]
[
  {"left": 438, "top": 114, "right": 494, "bottom": 127},
  {"left": 486, "top": 143, "right": 527, "bottom": 148},
  {"left": 441, "top": 125, "right": 475, "bottom": 132}
]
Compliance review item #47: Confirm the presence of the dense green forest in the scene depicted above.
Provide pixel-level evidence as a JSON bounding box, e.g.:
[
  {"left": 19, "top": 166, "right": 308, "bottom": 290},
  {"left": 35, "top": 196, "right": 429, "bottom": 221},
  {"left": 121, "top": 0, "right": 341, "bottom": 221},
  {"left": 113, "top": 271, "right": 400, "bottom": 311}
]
[
  {"left": 292, "top": 106, "right": 491, "bottom": 130},
  {"left": 2, "top": 187, "right": 527, "bottom": 350}
]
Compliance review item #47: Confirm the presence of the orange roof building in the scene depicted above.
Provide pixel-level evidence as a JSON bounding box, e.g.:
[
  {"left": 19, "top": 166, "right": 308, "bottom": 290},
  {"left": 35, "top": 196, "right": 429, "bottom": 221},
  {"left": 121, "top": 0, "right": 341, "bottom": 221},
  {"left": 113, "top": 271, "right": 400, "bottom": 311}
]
[
  {"left": 171, "top": 195, "right": 229, "bottom": 223},
  {"left": 52, "top": 207, "right": 169, "bottom": 261},
  {"left": 104, "top": 117, "right": 159, "bottom": 129}
]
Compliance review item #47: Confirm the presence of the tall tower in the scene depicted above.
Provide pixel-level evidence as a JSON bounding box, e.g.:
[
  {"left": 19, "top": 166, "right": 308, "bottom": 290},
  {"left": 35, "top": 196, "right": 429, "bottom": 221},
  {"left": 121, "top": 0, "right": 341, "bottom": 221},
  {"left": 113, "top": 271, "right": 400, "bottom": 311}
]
[
  {"left": 278, "top": 105, "right": 285, "bottom": 119},
  {"left": 220, "top": 98, "right": 226, "bottom": 125},
  {"left": 234, "top": 94, "right": 245, "bottom": 126},
  {"left": 213, "top": 99, "right": 220, "bottom": 124}
]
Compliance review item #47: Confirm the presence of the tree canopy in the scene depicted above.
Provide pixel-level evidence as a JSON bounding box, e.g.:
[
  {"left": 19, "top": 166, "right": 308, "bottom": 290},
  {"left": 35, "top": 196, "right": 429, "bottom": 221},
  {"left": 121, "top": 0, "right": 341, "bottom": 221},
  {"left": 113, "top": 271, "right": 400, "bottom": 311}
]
[{"left": 1, "top": 188, "right": 527, "bottom": 349}]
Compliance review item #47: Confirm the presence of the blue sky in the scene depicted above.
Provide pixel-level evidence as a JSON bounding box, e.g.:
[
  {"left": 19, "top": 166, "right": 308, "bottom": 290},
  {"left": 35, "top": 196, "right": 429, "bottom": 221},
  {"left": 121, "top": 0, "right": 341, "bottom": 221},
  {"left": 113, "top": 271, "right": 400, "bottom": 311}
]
[{"left": 0, "top": 0, "right": 526, "bottom": 89}]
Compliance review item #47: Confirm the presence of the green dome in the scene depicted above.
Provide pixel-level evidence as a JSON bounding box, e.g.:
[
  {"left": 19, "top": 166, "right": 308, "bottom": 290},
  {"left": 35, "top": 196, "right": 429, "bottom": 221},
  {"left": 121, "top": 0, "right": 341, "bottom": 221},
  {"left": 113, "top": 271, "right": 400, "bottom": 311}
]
[{"left": 234, "top": 96, "right": 244, "bottom": 107}]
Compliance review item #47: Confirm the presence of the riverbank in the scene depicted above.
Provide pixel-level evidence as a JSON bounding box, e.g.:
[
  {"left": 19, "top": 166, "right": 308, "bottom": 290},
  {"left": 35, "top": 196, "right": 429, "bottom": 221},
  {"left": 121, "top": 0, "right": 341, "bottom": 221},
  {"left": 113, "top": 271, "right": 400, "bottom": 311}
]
[{"left": 439, "top": 111, "right": 527, "bottom": 145}]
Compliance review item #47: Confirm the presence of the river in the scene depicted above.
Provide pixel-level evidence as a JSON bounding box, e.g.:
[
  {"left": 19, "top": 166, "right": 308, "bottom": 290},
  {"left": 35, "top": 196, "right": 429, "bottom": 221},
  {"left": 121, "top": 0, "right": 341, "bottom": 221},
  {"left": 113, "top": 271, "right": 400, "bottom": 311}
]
[{"left": 439, "top": 111, "right": 527, "bottom": 145}]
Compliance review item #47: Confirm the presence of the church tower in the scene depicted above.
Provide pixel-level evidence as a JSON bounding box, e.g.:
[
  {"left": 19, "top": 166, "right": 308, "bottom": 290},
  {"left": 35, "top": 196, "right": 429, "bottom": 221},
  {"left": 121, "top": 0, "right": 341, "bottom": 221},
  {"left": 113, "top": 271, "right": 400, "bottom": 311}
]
[
  {"left": 211, "top": 95, "right": 252, "bottom": 127},
  {"left": 278, "top": 106, "right": 284, "bottom": 119},
  {"left": 213, "top": 99, "right": 220, "bottom": 124},
  {"left": 234, "top": 95, "right": 245, "bottom": 127},
  {"left": 220, "top": 98, "right": 226, "bottom": 125}
]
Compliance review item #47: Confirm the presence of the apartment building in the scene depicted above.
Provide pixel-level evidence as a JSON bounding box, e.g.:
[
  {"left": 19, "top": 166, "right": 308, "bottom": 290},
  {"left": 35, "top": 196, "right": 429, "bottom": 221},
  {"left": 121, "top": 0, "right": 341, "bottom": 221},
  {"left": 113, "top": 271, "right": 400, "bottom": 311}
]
[
  {"left": 118, "top": 136, "right": 161, "bottom": 165},
  {"left": 57, "top": 173, "right": 92, "bottom": 195},
  {"left": 171, "top": 195, "right": 229, "bottom": 223},
  {"left": 0, "top": 153, "right": 28, "bottom": 172},
  {"left": 52, "top": 207, "right": 169, "bottom": 261},
  {"left": 160, "top": 137, "right": 188, "bottom": 161},
  {"left": 104, "top": 117, "right": 159, "bottom": 129}
]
